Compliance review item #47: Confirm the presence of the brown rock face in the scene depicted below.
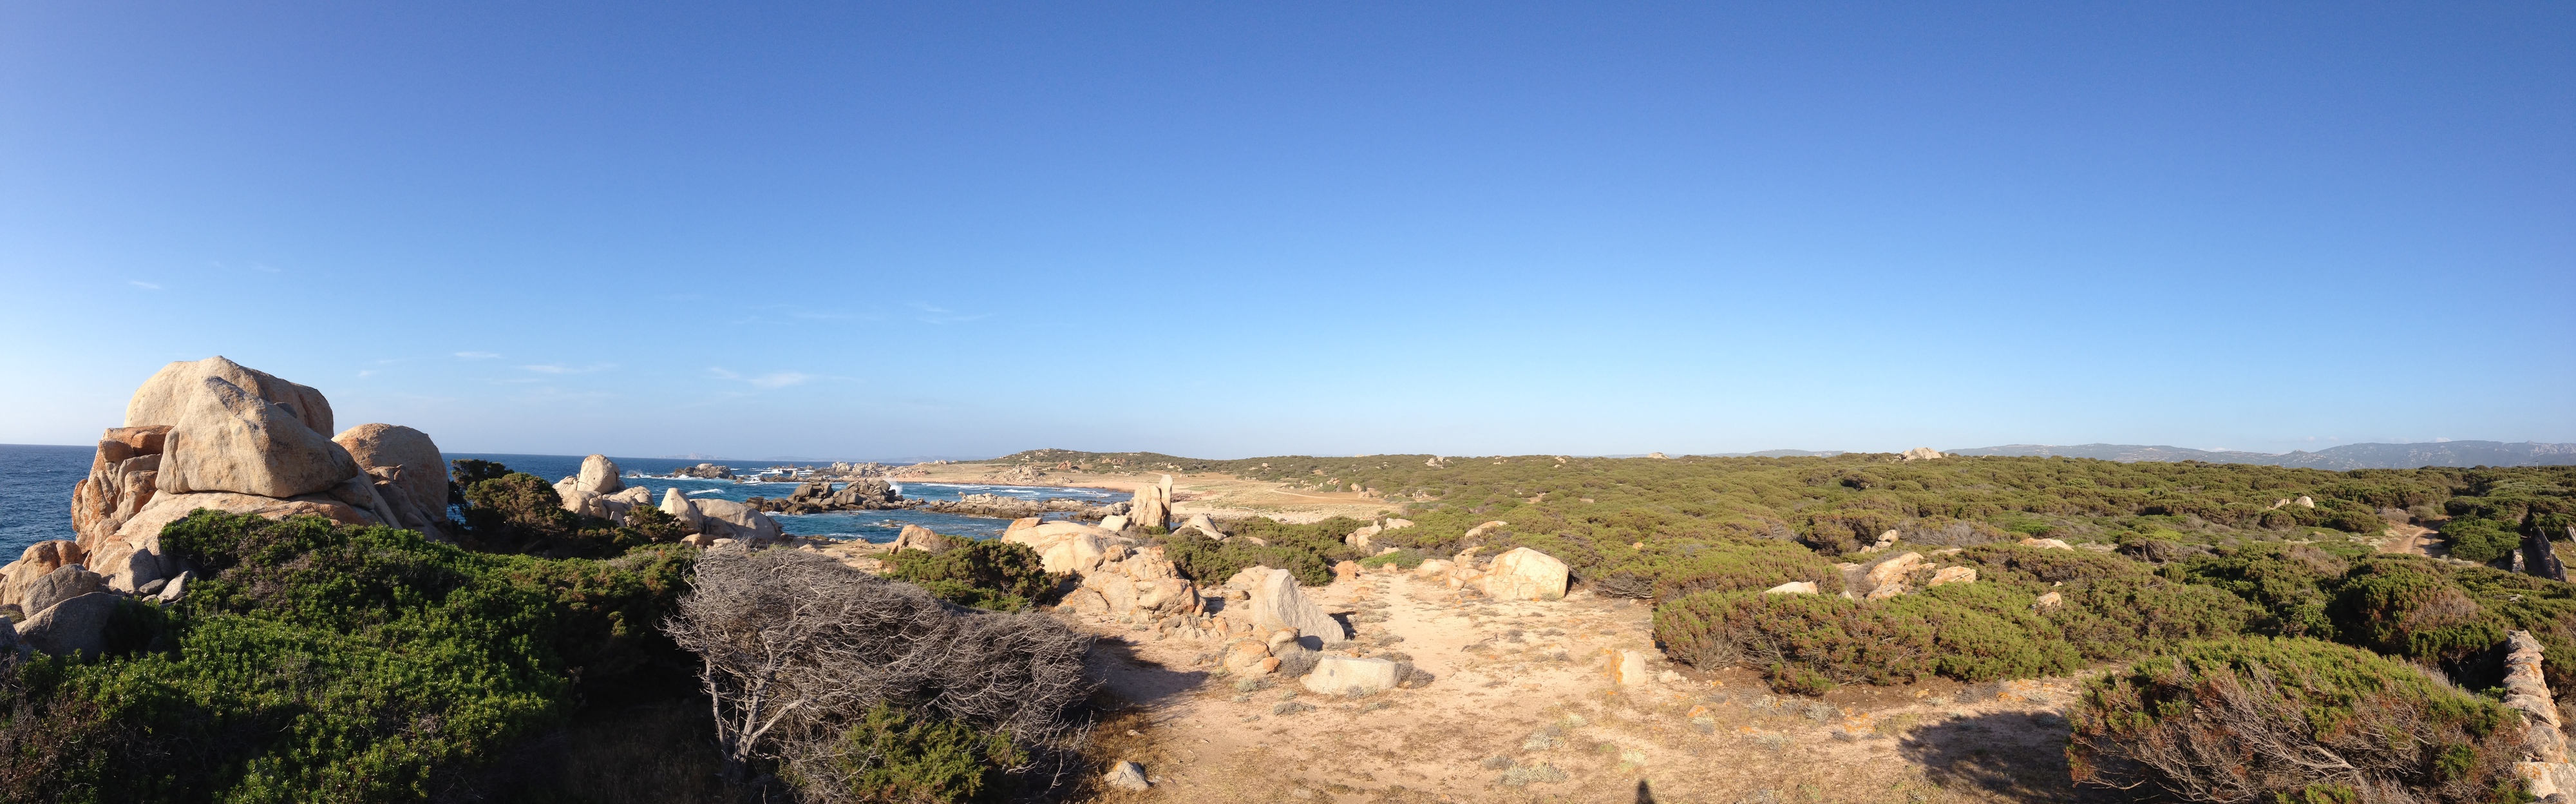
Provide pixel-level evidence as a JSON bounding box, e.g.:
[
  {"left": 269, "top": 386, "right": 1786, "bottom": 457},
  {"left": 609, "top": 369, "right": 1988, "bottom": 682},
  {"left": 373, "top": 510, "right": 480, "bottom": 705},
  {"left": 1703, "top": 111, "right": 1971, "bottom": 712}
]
[
  {"left": 126, "top": 356, "right": 334, "bottom": 436},
  {"left": 161, "top": 376, "right": 360, "bottom": 499},
  {"left": 69, "top": 425, "right": 173, "bottom": 548},
  {"left": 332, "top": 423, "right": 452, "bottom": 533}
]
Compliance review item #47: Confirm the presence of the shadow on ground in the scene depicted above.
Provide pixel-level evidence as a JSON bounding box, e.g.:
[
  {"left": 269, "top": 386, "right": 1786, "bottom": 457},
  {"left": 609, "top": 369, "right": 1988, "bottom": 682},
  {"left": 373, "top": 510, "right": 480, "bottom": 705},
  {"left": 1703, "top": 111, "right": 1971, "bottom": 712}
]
[{"left": 1897, "top": 711, "right": 2154, "bottom": 803}]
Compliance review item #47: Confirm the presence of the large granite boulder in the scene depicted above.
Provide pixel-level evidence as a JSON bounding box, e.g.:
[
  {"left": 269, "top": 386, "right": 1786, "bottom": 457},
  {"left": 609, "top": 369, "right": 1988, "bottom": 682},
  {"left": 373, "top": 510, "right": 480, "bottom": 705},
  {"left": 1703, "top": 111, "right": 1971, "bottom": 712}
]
[
  {"left": 574, "top": 455, "right": 623, "bottom": 495},
  {"left": 0, "top": 541, "right": 85, "bottom": 612},
  {"left": 161, "top": 376, "right": 359, "bottom": 499},
  {"left": 660, "top": 488, "right": 705, "bottom": 532},
  {"left": 693, "top": 499, "right": 784, "bottom": 543},
  {"left": 1480, "top": 547, "right": 1569, "bottom": 600},
  {"left": 126, "top": 356, "right": 334, "bottom": 436},
  {"left": 332, "top": 423, "right": 451, "bottom": 532},
  {"left": 890, "top": 524, "right": 951, "bottom": 553},
  {"left": 1236, "top": 567, "right": 1345, "bottom": 645},
  {"left": 19, "top": 591, "right": 122, "bottom": 658}
]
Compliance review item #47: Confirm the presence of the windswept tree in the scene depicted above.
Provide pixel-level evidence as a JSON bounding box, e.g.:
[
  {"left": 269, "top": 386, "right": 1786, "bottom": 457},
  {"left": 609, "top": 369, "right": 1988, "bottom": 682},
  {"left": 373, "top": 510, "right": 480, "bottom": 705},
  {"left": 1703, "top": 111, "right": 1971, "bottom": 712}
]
[{"left": 663, "top": 549, "right": 1095, "bottom": 802}]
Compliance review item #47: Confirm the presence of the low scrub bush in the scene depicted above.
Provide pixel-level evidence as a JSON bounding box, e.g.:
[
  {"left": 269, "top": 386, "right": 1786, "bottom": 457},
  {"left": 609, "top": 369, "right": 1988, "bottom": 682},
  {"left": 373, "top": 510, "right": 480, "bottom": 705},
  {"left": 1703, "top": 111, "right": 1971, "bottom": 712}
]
[
  {"left": 665, "top": 549, "right": 1095, "bottom": 800},
  {"left": 2440, "top": 518, "right": 2523, "bottom": 564},
  {"left": 453, "top": 467, "right": 654, "bottom": 557},
  {"left": 2070, "top": 636, "right": 2526, "bottom": 804},
  {"left": 1656, "top": 544, "right": 2255, "bottom": 693},
  {"left": 884, "top": 540, "right": 1063, "bottom": 611},
  {"left": 1357, "top": 548, "right": 1428, "bottom": 570},
  {"left": 0, "top": 511, "right": 692, "bottom": 804},
  {"left": 1643, "top": 539, "right": 1844, "bottom": 599},
  {"left": 1159, "top": 529, "right": 1338, "bottom": 587}
]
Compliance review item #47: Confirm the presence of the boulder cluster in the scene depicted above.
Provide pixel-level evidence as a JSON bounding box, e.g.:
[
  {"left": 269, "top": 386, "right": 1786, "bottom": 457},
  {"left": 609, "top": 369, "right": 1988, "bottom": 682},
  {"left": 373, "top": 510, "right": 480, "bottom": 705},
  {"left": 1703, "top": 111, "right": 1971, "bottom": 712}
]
[
  {"left": 748, "top": 477, "right": 904, "bottom": 514},
  {"left": 1406, "top": 545, "right": 1569, "bottom": 601},
  {"left": 3, "top": 357, "right": 455, "bottom": 656},
  {"left": 669, "top": 462, "right": 735, "bottom": 479}
]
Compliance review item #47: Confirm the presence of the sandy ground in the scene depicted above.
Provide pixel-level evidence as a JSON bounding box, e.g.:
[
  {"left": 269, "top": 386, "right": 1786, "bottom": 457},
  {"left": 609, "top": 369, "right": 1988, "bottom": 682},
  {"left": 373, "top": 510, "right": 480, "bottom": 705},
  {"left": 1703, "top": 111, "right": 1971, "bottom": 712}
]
[
  {"left": 1064, "top": 571, "right": 2110, "bottom": 804},
  {"left": 895, "top": 464, "right": 1400, "bottom": 524}
]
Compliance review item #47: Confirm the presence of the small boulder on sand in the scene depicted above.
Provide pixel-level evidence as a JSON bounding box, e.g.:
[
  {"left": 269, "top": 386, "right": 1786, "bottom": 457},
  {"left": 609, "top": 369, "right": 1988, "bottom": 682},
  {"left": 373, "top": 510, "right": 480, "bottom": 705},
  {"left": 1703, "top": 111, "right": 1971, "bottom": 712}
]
[
  {"left": 1104, "top": 761, "right": 1151, "bottom": 791},
  {"left": 1481, "top": 547, "right": 1569, "bottom": 600},
  {"left": 1302, "top": 656, "right": 1402, "bottom": 695}
]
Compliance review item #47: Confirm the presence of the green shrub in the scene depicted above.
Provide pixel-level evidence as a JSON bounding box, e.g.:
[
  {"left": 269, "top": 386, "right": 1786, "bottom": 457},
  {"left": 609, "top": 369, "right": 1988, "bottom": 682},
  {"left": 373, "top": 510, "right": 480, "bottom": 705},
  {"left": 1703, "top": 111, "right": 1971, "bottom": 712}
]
[
  {"left": 2441, "top": 518, "right": 2522, "bottom": 564},
  {"left": 455, "top": 470, "right": 649, "bottom": 558},
  {"left": 1643, "top": 539, "right": 1844, "bottom": 599},
  {"left": 1651, "top": 586, "right": 2079, "bottom": 693},
  {"left": 884, "top": 540, "right": 1063, "bottom": 611},
  {"left": 1357, "top": 548, "right": 1428, "bottom": 570},
  {"left": 799, "top": 704, "right": 1022, "bottom": 804},
  {"left": 2175, "top": 543, "right": 2353, "bottom": 639},
  {"left": 0, "top": 511, "right": 692, "bottom": 804},
  {"left": 1159, "top": 530, "right": 1335, "bottom": 587},
  {"left": 2329, "top": 559, "right": 2508, "bottom": 679},
  {"left": 2070, "top": 636, "right": 2526, "bottom": 804}
]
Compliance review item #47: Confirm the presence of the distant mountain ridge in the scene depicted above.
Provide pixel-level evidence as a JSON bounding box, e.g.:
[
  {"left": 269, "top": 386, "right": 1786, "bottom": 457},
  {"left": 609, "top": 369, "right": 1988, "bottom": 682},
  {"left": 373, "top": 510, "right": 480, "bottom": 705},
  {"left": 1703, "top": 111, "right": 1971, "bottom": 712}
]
[{"left": 1946, "top": 441, "right": 2576, "bottom": 470}]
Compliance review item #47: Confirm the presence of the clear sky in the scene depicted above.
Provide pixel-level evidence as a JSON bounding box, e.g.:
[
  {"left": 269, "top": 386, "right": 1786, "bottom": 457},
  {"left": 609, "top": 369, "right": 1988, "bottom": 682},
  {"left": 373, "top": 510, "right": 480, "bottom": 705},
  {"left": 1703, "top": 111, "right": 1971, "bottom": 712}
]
[{"left": 3, "top": 3, "right": 2569, "bottom": 460}]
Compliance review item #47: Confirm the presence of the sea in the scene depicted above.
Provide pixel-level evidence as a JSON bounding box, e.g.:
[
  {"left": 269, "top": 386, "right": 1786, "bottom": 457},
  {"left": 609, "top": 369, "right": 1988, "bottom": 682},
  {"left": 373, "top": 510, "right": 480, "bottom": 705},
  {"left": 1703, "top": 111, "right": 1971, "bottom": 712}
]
[{"left": 0, "top": 446, "right": 1121, "bottom": 559}]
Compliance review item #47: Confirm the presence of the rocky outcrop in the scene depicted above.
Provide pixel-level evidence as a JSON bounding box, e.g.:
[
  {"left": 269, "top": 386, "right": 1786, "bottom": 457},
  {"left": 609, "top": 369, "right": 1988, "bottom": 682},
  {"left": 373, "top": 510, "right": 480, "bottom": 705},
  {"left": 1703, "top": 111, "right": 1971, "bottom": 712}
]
[
  {"left": 2018, "top": 537, "right": 2073, "bottom": 550},
  {"left": 1007, "top": 522, "right": 1202, "bottom": 622},
  {"left": 8, "top": 358, "right": 469, "bottom": 611},
  {"left": 671, "top": 463, "right": 735, "bottom": 479},
  {"left": 752, "top": 479, "right": 908, "bottom": 515},
  {"left": 1927, "top": 566, "right": 1976, "bottom": 587},
  {"left": 68, "top": 426, "right": 169, "bottom": 549},
  {"left": 1180, "top": 513, "right": 1222, "bottom": 540},
  {"left": 1765, "top": 580, "right": 1819, "bottom": 595},
  {"left": 1900, "top": 447, "right": 1946, "bottom": 461},
  {"left": 572, "top": 455, "right": 623, "bottom": 495},
  {"left": 1481, "top": 547, "right": 1569, "bottom": 600},
  {"left": 1464, "top": 521, "right": 1510, "bottom": 540},
  {"left": 692, "top": 499, "right": 786, "bottom": 545},
  {"left": 1129, "top": 475, "right": 1173, "bottom": 530},
  {"left": 2505, "top": 631, "right": 2576, "bottom": 799}
]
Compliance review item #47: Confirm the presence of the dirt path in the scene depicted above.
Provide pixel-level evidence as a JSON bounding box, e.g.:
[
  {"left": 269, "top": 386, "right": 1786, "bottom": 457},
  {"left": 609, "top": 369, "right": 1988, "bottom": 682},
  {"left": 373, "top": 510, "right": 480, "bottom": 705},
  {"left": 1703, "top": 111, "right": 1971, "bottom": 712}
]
[{"left": 1066, "top": 572, "right": 2107, "bottom": 803}]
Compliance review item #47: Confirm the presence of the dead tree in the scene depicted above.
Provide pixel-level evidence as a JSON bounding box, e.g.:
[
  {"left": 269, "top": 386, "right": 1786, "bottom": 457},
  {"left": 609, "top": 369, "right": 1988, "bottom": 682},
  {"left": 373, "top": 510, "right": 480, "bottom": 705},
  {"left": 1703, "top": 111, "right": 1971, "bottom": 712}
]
[{"left": 662, "top": 548, "right": 1095, "bottom": 797}]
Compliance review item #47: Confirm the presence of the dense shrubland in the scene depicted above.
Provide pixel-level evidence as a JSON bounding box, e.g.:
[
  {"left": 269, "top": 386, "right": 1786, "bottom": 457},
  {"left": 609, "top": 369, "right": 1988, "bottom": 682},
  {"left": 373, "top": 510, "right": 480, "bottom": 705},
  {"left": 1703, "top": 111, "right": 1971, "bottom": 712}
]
[
  {"left": 0, "top": 459, "right": 1094, "bottom": 804},
  {"left": 999, "top": 450, "right": 2576, "bottom": 799},
  {"left": 0, "top": 510, "right": 696, "bottom": 803}
]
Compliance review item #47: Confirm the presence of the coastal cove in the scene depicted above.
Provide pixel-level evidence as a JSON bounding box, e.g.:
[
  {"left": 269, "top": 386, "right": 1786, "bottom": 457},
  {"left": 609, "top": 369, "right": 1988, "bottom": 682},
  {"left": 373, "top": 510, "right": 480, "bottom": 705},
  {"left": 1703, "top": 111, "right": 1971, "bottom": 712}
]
[{"left": 0, "top": 447, "right": 1119, "bottom": 557}]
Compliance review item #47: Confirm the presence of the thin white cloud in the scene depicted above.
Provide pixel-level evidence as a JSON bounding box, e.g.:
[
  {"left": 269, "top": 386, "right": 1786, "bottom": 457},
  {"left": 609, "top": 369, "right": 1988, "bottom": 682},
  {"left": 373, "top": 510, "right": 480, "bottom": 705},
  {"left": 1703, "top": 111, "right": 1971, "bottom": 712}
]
[
  {"left": 128, "top": 281, "right": 162, "bottom": 290},
  {"left": 519, "top": 363, "right": 612, "bottom": 374},
  {"left": 706, "top": 367, "right": 815, "bottom": 388},
  {"left": 357, "top": 370, "right": 378, "bottom": 378},
  {"left": 455, "top": 351, "right": 501, "bottom": 359},
  {"left": 909, "top": 302, "right": 990, "bottom": 325}
]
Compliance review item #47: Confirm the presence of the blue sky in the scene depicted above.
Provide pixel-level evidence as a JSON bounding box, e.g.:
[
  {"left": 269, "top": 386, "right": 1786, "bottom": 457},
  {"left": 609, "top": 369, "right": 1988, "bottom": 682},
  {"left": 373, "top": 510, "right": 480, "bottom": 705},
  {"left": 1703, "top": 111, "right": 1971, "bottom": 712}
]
[{"left": 2, "top": 2, "right": 2569, "bottom": 460}]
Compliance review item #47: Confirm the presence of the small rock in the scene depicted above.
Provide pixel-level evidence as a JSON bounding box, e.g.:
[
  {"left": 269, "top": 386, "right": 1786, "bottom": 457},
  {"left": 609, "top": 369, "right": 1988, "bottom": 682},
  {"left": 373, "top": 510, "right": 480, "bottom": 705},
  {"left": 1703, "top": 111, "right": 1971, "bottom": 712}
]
[
  {"left": 1763, "top": 580, "right": 1819, "bottom": 595},
  {"left": 1927, "top": 566, "right": 1976, "bottom": 587},
  {"left": 1302, "top": 656, "right": 1402, "bottom": 695},
  {"left": 2018, "top": 537, "right": 2073, "bottom": 550},
  {"left": 1615, "top": 650, "right": 1651, "bottom": 686},
  {"left": 1104, "top": 761, "right": 1151, "bottom": 791},
  {"left": 2036, "top": 591, "right": 2063, "bottom": 608},
  {"left": 1481, "top": 547, "right": 1569, "bottom": 600}
]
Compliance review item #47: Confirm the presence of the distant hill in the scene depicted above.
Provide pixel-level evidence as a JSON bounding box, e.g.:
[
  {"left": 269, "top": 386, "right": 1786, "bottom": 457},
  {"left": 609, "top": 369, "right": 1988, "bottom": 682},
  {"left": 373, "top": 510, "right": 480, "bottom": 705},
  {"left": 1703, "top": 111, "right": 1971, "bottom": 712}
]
[
  {"left": 1949, "top": 441, "right": 2576, "bottom": 470},
  {"left": 1701, "top": 449, "right": 1847, "bottom": 458}
]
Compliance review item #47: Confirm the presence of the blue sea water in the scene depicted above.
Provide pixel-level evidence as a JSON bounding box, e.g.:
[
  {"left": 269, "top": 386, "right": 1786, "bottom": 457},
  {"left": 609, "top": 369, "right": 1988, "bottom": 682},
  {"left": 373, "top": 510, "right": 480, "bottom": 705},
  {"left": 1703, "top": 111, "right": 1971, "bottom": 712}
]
[{"left": 0, "top": 446, "right": 1117, "bottom": 559}]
